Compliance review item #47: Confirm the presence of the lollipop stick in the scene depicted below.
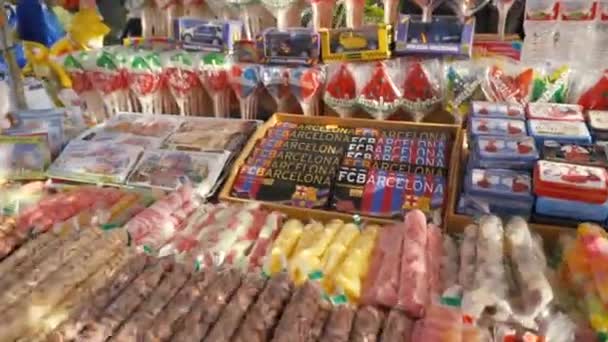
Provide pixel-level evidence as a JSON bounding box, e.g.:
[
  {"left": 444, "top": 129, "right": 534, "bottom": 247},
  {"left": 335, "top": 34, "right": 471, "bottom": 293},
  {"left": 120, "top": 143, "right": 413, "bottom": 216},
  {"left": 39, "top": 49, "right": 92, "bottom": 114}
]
[
  {"left": 422, "top": 6, "right": 431, "bottom": 22},
  {"left": 240, "top": 94, "right": 258, "bottom": 120},
  {"left": 213, "top": 91, "right": 231, "bottom": 117},
  {"left": 383, "top": 0, "right": 399, "bottom": 25},
  {"left": 276, "top": 5, "right": 302, "bottom": 29},
  {"left": 345, "top": 0, "right": 364, "bottom": 28},
  {"left": 301, "top": 98, "right": 320, "bottom": 116},
  {"left": 498, "top": 11, "right": 507, "bottom": 40}
]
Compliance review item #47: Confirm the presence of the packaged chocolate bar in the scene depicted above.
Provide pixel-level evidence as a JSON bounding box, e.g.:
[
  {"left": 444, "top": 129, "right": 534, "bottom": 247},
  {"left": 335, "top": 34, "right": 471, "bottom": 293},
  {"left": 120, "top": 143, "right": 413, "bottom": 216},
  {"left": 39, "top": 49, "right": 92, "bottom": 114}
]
[
  {"left": 245, "top": 156, "right": 340, "bottom": 176},
  {"left": 535, "top": 196, "right": 608, "bottom": 222},
  {"left": 533, "top": 160, "right": 608, "bottom": 204},
  {"left": 469, "top": 118, "right": 527, "bottom": 137},
  {"left": 526, "top": 103, "right": 584, "bottom": 121},
  {"left": 470, "top": 136, "right": 538, "bottom": 169},
  {"left": 256, "top": 138, "right": 346, "bottom": 156},
  {"left": 464, "top": 168, "right": 534, "bottom": 202},
  {"left": 266, "top": 123, "right": 359, "bottom": 140},
  {"left": 344, "top": 137, "right": 448, "bottom": 168},
  {"left": 471, "top": 101, "right": 525, "bottom": 119},
  {"left": 127, "top": 150, "right": 229, "bottom": 197},
  {"left": 340, "top": 159, "right": 448, "bottom": 178},
  {"left": 332, "top": 167, "right": 445, "bottom": 219},
  {"left": 379, "top": 129, "right": 452, "bottom": 142},
  {"left": 247, "top": 149, "right": 343, "bottom": 170},
  {"left": 0, "top": 136, "right": 51, "bottom": 180},
  {"left": 47, "top": 140, "right": 143, "bottom": 184},
  {"left": 165, "top": 118, "right": 258, "bottom": 151},
  {"left": 587, "top": 110, "right": 608, "bottom": 141},
  {"left": 457, "top": 193, "right": 533, "bottom": 219},
  {"left": 231, "top": 164, "right": 331, "bottom": 208},
  {"left": 541, "top": 140, "right": 608, "bottom": 168},
  {"left": 102, "top": 113, "right": 182, "bottom": 140},
  {"left": 527, "top": 120, "right": 592, "bottom": 146}
]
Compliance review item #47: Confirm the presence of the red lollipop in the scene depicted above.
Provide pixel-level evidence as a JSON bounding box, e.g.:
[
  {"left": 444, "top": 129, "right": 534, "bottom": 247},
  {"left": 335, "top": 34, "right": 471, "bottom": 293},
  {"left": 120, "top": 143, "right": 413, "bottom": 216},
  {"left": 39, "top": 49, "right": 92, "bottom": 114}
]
[
  {"left": 358, "top": 62, "right": 400, "bottom": 120},
  {"left": 577, "top": 70, "right": 608, "bottom": 110},
  {"left": 483, "top": 64, "right": 533, "bottom": 104},
  {"left": 323, "top": 63, "right": 358, "bottom": 117},
  {"left": 401, "top": 60, "right": 441, "bottom": 121}
]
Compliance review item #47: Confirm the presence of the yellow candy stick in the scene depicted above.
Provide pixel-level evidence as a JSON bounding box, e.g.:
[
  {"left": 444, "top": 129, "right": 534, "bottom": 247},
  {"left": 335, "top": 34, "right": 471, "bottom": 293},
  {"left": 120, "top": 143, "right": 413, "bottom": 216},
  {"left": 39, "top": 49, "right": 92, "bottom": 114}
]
[
  {"left": 290, "top": 220, "right": 341, "bottom": 285},
  {"left": 264, "top": 219, "right": 304, "bottom": 275}
]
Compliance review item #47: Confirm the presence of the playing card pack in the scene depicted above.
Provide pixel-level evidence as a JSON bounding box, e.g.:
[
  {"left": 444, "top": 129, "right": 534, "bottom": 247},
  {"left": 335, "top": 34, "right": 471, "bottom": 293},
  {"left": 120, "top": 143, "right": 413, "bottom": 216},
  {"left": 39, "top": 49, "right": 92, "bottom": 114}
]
[{"left": 541, "top": 141, "right": 608, "bottom": 168}]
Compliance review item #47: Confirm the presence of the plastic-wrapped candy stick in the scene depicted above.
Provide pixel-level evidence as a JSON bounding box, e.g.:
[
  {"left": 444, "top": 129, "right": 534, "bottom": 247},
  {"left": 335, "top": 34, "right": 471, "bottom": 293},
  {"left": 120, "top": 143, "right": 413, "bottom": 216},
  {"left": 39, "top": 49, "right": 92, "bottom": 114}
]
[
  {"left": 262, "top": 66, "right": 292, "bottom": 112},
  {"left": 531, "top": 65, "right": 570, "bottom": 103},
  {"left": 290, "top": 66, "right": 325, "bottom": 116},
  {"left": 161, "top": 50, "right": 204, "bottom": 116},
  {"left": 261, "top": 0, "right": 306, "bottom": 29},
  {"left": 230, "top": 63, "right": 262, "bottom": 120},
  {"left": 225, "top": 0, "right": 265, "bottom": 39},
  {"left": 445, "top": 60, "right": 482, "bottom": 123},
  {"left": 324, "top": 63, "right": 359, "bottom": 118},
  {"left": 197, "top": 52, "right": 232, "bottom": 118},
  {"left": 358, "top": 61, "right": 401, "bottom": 120},
  {"left": 310, "top": 0, "right": 334, "bottom": 29},
  {"left": 127, "top": 52, "right": 163, "bottom": 114}
]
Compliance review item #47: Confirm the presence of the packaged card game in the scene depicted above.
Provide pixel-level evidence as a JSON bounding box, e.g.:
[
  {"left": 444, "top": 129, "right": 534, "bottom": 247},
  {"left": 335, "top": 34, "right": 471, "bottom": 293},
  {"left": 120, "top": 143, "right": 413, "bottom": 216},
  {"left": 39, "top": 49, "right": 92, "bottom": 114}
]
[
  {"left": 470, "top": 136, "right": 539, "bottom": 169},
  {"left": 469, "top": 118, "right": 527, "bottom": 137},
  {"left": 533, "top": 160, "right": 608, "bottom": 204},
  {"left": 528, "top": 120, "right": 592, "bottom": 146},
  {"left": 471, "top": 101, "right": 525, "bottom": 120},
  {"left": 526, "top": 103, "right": 584, "bottom": 121},
  {"left": 587, "top": 110, "right": 608, "bottom": 140},
  {"left": 535, "top": 196, "right": 608, "bottom": 222},
  {"left": 47, "top": 140, "right": 143, "bottom": 184},
  {"left": 0, "top": 136, "right": 51, "bottom": 180},
  {"left": 541, "top": 140, "right": 608, "bottom": 168},
  {"left": 464, "top": 168, "right": 534, "bottom": 202}
]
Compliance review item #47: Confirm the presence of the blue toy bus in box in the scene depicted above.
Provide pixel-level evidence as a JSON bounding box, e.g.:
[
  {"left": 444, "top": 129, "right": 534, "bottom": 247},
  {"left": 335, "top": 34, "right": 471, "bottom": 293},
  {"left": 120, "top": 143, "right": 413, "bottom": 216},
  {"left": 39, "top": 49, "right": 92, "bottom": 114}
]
[
  {"left": 258, "top": 28, "right": 320, "bottom": 66},
  {"left": 174, "top": 18, "right": 243, "bottom": 52}
]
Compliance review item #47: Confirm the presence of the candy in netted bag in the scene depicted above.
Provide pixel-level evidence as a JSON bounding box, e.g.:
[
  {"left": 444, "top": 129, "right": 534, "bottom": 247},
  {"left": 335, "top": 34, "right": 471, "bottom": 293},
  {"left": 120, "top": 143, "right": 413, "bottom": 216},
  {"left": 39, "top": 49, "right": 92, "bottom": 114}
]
[
  {"left": 127, "top": 51, "right": 163, "bottom": 114},
  {"left": 530, "top": 64, "right": 570, "bottom": 103},
  {"left": 480, "top": 58, "right": 534, "bottom": 105},
  {"left": 289, "top": 66, "right": 325, "bottom": 116},
  {"left": 400, "top": 57, "right": 443, "bottom": 122},
  {"left": 323, "top": 63, "right": 359, "bottom": 118},
  {"left": 444, "top": 59, "right": 483, "bottom": 123},
  {"left": 571, "top": 69, "right": 608, "bottom": 110},
  {"left": 358, "top": 60, "right": 402, "bottom": 120},
  {"left": 197, "top": 52, "right": 232, "bottom": 118}
]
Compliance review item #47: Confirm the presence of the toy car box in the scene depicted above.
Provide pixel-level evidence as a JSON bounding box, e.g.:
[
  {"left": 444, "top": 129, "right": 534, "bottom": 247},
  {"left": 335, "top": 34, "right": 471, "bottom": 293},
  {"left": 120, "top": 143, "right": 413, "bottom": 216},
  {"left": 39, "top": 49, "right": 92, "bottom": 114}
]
[
  {"left": 394, "top": 15, "right": 475, "bottom": 58},
  {"left": 526, "top": 103, "right": 584, "bottom": 121},
  {"left": 173, "top": 18, "right": 243, "bottom": 52},
  {"left": 533, "top": 160, "right": 608, "bottom": 204},
  {"left": 469, "top": 136, "right": 538, "bottom": 169},
  {"left": 541, "top": 140, "right": 608, "bottom": 168},
  {"left": 257, "top": 28, "right": 320, "bottom": 66},
  {"left": 319, "top": 24, "right": 391, "bottom": 62},
  {"left": 471, "top": 101, "right": 525, "bottom": 120},
  {"left": 469, "top": 117, "right": 527, "bottom": 138},
  {"left": 587, "top": 110, "right": 608, "bottom": 141},
  {"left": 527, "top": 120, "right": 592, "bottom": 146}
]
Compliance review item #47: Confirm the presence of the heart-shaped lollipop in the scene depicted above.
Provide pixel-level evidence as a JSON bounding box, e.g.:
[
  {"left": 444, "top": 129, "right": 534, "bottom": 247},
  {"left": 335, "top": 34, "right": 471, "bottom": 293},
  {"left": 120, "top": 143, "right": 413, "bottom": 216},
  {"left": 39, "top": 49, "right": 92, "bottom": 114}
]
[
  {"left": 197, "top": 52, "right": 232, "bottom": 117},
  {"left": 401, "top": 59, "right": 442, "bottom": 121}
]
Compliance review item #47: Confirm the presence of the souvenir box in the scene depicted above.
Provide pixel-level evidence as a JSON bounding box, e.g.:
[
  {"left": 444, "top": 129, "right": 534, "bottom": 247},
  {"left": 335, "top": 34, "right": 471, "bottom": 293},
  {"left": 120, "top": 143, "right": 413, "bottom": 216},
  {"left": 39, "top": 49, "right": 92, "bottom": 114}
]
[
  {"left": 587, "top": 110, "right": 608, "bottom": 140},
  {"left": 319, "top": 24, "right": 391, "bottom": 62},
  {"left": 5, "top": 109, "right": 65, "bottom": 157},
  {"left": 541, "top": 140, "right": 608, "bottom": 168},
  {"left": 469, "top": 136, "right": 538, "bottom": 169},
  {"left": 219, "top": 113, "right": 461, "bottom": 225},
  {"left": 258, "top": 28, "right": 320, "bottom": 66},
  {"left": 471, "top": 101, "right": 525, "bottom": 120},
  {"left": 535, "top": 196, "right": 608, "bottom": 222},
  {"left": 173, "top": 18, "right": 243, "bottom": 52},
  {"left": 527, "top": 120, "right": 592, "bottom": 146},
  {"left": 469, "top": 118, "right": 527, "bottom": 137},
  {"left": 526, "top": 103, "right": 584, "bottom": 121},
  {"left": 533, "top": 160, "right": 608, "bottom": 204},
  {"left": 394, "top": 15, "right": 475, "bottom": 58}
]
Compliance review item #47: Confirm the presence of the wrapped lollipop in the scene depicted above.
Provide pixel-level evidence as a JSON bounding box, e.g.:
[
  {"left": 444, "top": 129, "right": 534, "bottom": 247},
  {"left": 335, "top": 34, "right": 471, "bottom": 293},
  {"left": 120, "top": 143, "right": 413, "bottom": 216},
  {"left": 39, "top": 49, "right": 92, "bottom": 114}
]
[
  {"left": 530, "top": 65, "right": 570, "bottom": 103},
  {"left": 109, "top": 46, "right": 139, "bottom": 113},
  {"left": 261, "top": 0, "right": 306, "bottom": 29},
  {"left": 449, "top": 0, "right": 489, "bottom": 22},
  {"left": 384, "top": 0, "right": 400, "bottom": 25},
  {"left": 261, "top": 66, "right": 291, "bottom": 112},
  {"left": 127, "top": 51, "right": 164, "bottom": 114},
  {"left": 84, "top": 50, "right": 129, "bottom": 118},
  {"left": 289, "top": 66, "right": 325, "bottom": 116},
  {"left": 310, "top": 0, "right": 335, "bottom": 29},
  {"left": 230, "top": 63, "right": 262, "bottom": 120},
  {"left": 571, "top": 69, "right": 608, "bottom": 110},
  {"left": 358, "top": 61, "right": 402, "bottom": 120},
  {"left": 63, "top": 52, "right": 106, "bottom": 123},
  {"left": 161, "top": 50, "right": 205, "bottom": 116},
  {"left": 197, "top": 52, "right": 232, "bottom": 118},
  {"left": 323, "top": 63, "right": 359, "bottom": 117},
  {"left": 400, "top": 57, "right": 443, "bottom": 122},
  {"left": 444, "top": 59, "right": 483, "bottom": 123},
  {"left": 480, "top": 59, "right": 534, "bottom": 105},
  {"left": 414, "top": 0, "right": 445, "bottom": 22},
  {"left": 225, "top": 0, "right": 266, "bottom": 39},
  {"left": 141, "top": 0, "right": 156, "bottom": 37}
]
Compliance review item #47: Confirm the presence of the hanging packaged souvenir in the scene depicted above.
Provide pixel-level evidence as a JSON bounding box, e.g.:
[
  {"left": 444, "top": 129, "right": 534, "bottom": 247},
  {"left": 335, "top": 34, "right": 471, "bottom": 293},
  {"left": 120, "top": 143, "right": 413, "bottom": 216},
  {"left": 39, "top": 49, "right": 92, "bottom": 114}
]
[
  {"left": 161, "top": 50, "right": 205, "bottom": 116},
  {"left": 289, "top": 66, "right": 325, "bottom": 116},
  {"left": 358, "top": 61, "right": 401, "bottom": 120},
  {"left": 196, "top": 52, "right": 232, "bottom": 118},
  {"left": 400, "top": 57, "right": 443, "bottom": 122},
  {"left": 261, "top": 66, "right": 292, "bottom": 112},
  {"left": 230, "top": 63, "right": 262, "bottom": 120},
  {"left": 481, "top": 59, "right": 534, "bottom": 104},
  {"left": 323, "top": 63, "right": 359, "bottom": 118},
  {"left": 444, "top": 60, "right": 482, "bottom": 123},
  {"left": 530, "top": 65, "right": 570, "bottom": 103},
  {"left": 47, "top": 140, "right": 143, "bottom": 184}
]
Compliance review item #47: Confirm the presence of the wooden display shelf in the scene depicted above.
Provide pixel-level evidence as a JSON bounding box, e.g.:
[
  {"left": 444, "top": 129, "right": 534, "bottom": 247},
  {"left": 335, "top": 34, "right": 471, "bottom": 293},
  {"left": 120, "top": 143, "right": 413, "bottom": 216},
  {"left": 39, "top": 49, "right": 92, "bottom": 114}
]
[
  {"left": 445, "top": 134, "right": 576, "bottom": 244},
  {"left": 219, "top": 113, "right": 462, "bottom": 227}
]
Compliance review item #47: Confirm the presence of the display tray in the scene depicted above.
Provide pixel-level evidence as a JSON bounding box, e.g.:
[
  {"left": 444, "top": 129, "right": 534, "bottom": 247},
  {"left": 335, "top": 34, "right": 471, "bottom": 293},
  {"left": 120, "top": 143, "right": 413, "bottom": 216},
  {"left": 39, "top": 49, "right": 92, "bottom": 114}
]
[
  {"left": 219, "top": 113, "right": 462, "bottom": 226},
  {"left": 446, "top": 134, "right": 576, "bottom": 243}
]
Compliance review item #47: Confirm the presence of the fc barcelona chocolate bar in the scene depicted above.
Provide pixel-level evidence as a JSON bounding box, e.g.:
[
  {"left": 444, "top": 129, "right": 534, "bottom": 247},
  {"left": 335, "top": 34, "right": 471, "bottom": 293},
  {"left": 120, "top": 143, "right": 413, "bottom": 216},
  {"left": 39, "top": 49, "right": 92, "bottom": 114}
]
[
  {"left": 256, "top": 138, "right": 346, "bottom": 155},
  {"left": 332, "top": 166, "right": 445, "bottom": 218},
  {"left": 340, "top": 158, "right": 447, "bottom": 177},
  {"left": 344, "top": 138, "right": 448, "bottom": 168}
]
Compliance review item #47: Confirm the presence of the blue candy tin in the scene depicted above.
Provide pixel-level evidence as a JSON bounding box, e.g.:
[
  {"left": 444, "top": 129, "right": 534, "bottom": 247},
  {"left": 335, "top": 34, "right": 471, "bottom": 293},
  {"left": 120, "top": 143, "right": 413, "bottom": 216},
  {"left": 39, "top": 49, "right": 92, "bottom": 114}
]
[
  {"left": 470, "top": 136, "right": 538, "bottom": 169},
  {"left": 535, "top": 196, "right": 608, "bottom": 222},
  {"left": 469, "top": 118, "right": 527, "bottom": 138},
  {"left": 464, "top": 168, "right": 534, "bottom": 202},
  {"left": 527, "top": 120, "right": 591, "bottom": 146}
]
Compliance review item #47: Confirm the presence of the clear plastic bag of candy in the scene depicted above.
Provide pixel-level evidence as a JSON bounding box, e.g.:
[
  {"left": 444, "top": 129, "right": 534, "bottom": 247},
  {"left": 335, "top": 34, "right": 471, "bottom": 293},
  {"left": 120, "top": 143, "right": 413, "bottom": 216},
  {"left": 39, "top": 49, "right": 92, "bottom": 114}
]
[
  {"left": 444, "top": 59, "right": 483, "bottom": 124},
  {"left": 400, "top": 57, "right": 444, "bottom": 122},
  {"left": 530, "top": 63, "right": 570, "bottom": 103},
  {"left": 480, "top": 58, "right": 534, "bottom": 105},
  {"left": 358, "top": 60, "right": 402, "bottom": 120}
]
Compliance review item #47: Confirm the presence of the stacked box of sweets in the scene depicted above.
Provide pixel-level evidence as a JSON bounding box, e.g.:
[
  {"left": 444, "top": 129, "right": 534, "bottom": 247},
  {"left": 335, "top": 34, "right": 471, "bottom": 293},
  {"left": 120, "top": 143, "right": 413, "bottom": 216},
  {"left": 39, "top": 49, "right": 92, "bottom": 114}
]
[
  {"left": 230, "top": 122, "right": 451, "bottom": 220},
  {"left": 587, "top": 110, "right": 608, "bottom": 141},
  {"left": 458, "top": 101, "right": 537, "bottom": 218}
]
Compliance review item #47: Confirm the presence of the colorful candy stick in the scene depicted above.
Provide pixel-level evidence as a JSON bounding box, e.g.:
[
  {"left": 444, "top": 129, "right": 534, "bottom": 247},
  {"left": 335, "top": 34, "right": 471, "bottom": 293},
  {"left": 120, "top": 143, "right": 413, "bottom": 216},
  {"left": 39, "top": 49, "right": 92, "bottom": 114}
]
[
  {"left": 197, "top": 52, "right": 232, "bottom": 117},
  {"left": 345, "top": 0, "right": 365, "bottom": 28},
  {"left": 230, "top": 64, "right": 261, "bottom": 120},
  {"left": 290, "top": 66, "right": 325, "bottom": 116},
  {"left": 310, "top": 0, "right": 335, "bottom": 29}
]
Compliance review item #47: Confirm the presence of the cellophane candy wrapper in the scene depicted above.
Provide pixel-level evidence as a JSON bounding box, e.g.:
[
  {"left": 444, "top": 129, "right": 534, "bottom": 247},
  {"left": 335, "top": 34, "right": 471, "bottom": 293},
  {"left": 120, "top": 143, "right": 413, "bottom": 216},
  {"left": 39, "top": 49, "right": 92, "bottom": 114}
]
[
  {"left": 230, "top": 63, "right": 262, "bottom": 120},
  {"left": 243, "top": 211, "right": 284, "bottom": 271},
  {"left": 310, "top": 0, "right": 334, "bottom": 29},
  {"left": 289, "top": 66, "right": 325, "bottom": 116},
  {"left": 261, "top": 0, "right": 305, "bottom": 29},
  {"left": 63, "top": 52, "right": 106, "bottom": 123},
  {"left": 289, "top": 220, "right": 341, "bottom": 284},
  {"left": 400, "top": 57, "right": 444, "bottom": 122},
  {"left": 530, "top": 64, "right": 570, "bottom": 103},
  {"left": 127, "top": 50, "right": 163, "bottom": 114},
  {"left": 85, "top": 49, "right": 131, "bottom": 117},
  {"left": 480, "top": 58, "right": 534, "bottom": 105},
  {"left": 358, "top": 60, "right": 402, "bottom": 120},
  {"left": 261, "top": 65, "right": 291, "bottom": 112},
  {"left": 197, "top": 52, "right": 232, "bottom": 118},
  {"left": 161, "top": 50, "right": 205, "bottom": 116},
  {"left": 264, "top": 218, "right": 304, "bottom": 276},
  {"left": 570, "top": 69, "right": 608, "bottom": 111},
  {"left": 320, "top": 221, "right": 359, "bottom": 294},
  {"left": 444, "top": 59, "right": 483, "bottom": 124},
  {"left": 323, "top": 63, "right": 359, "bottom": 118}
]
